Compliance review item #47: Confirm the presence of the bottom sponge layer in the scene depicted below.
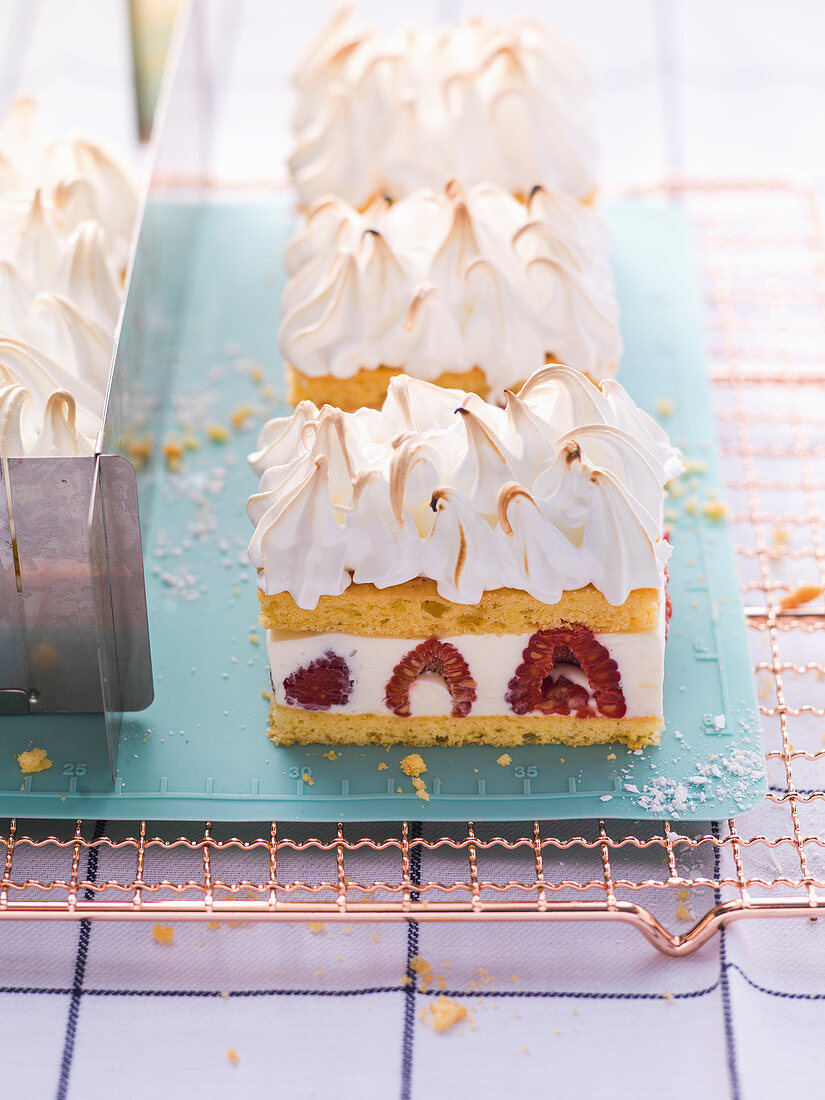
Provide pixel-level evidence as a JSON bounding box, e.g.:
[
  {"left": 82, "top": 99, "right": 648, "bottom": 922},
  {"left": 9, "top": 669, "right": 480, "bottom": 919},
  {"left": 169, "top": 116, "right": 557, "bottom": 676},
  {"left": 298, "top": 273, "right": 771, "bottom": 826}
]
[{"left": 268, "top": 702, "right": 663, "bottom": 750}]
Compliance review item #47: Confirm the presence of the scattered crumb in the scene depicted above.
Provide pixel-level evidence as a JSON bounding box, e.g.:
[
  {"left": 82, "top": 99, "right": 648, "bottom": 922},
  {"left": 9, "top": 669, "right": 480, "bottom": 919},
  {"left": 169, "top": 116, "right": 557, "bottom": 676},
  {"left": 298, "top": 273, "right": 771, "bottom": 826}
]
[
  {"left": 249, "top": 364, "right": 264, "bottom": 384},
  {"left": 400, "top": 753, "right": 427, "bottom": 777},
  {"left": 554, "top": 1028, "right": 563, "bottom": 1036},
  {"left": 702, "top": 498, "right": 729, "bottom": 522},
  {"left": 606, "top": 752, "right": 616, "bottom": 761},
  {"left": 676, "top": 887, "right": 690, "bottom": 901},
  {"left": 410, "top": 955, "right": 433, "bottom": 991},
  {"left": 675, "top": 902, "right": 692, "bottom": 922},
  {"left": 17, "top": 748, "right": 52, "bottom": 775},
  {"left": 220, "top": 990, "right": 230, "bottom": 999},
  {"left": 249, "top": 632, "right": 259, "bottom": 646},
  {"left": 162, "top": 438, "right": 184, "bottom": 470},
  {"left": 301, "top": 772, "right": 314, "bottom": 785},
  {"left": 663, "top": 990, "right": 675, "bottom": 1001},
  {"left": 307, "top": 922, "right": 325, "bottom": 935},
  {"left": 127, "top": 437, "right": 153, "bottom": 469},
  {"left": 400, "top": 974, "right": 412, "bottom": 986},
  {"left": 655, "top": 398, "right": 674, "bottom": 417},
  {"left": 182, "top": 431, "right": 199, "bottom": 451},
  {"left": 683, "top": 458, "right": 707, "bottom": 475},
  {"left": 421, "top": 995, "right": 468, "bottom": 1032},
  {"left": 322, "top": 749, "right": 340, "bottom": 761},
  {"left": 496, "top": 753, "right": 512, "bottom": 767},
  {"left": 206, "top": 423, "right": 229, "bottom": 443},
  {"left": 378, "top": 762, "right": 388, "bottom": 771},
  {"left": 771, "top": 525, "right": 790, "bottom": 547},
  {"left": 372, "top": 932, "right": 381, "bottom": 943},
  {"left": 230, "top": 403, "right": 254, "bottom": 430},
  {"left": 519, "top": 1045, "right": 531, "bottom": 1055},
  {"left": 152, "top": 924, "right": 174, "bottom": 945},
  {"left": 396, "top": 786, "right": 404, "bottom": 793},
  {"left": 227, "top": 1049, "right": 239, "bottom": 1066},
  {"left": 779, "top": 584, "right": 823, "bottom": 611},
  {"left": 412, "top": 776, "right": 430, "bottom": 801},
  {"left": 510, "top": 973, "right": 519, "bottom": 982}
]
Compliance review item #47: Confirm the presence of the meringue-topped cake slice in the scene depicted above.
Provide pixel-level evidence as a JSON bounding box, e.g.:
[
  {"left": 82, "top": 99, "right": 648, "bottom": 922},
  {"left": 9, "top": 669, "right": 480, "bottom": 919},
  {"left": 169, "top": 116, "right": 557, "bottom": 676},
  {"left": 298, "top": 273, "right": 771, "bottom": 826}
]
[
  {"left": 0, "top": 97, "right": 137, "bottom": 457},
  {"left": 289, "top": 8, "right": 597, "bottom": 209},
  {"left": 280, "top": 181, "right": 620, "bottom": 412},
  {"left": 247, "top": 366, "right": 683, "bottom": 749}
]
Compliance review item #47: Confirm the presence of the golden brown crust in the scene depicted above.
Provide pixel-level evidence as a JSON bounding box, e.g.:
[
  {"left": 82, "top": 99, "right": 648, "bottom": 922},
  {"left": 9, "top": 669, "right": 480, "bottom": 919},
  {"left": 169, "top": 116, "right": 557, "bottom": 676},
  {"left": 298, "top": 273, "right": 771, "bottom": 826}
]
[
  {"left": 268, "top": 702, "right": 661, "bottom": 749},
  {"left": 258, "top": 577, "right": 660, "bottom": 636},
  {"left": 286, "top": 363, "right": 494, "bottom": 411}
]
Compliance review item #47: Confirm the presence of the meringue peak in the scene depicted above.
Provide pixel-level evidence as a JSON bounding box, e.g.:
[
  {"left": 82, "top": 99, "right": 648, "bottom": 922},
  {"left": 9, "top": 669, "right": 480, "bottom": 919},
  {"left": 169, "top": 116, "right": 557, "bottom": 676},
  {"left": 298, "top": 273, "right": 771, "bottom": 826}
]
[{"left": 248, "top": 369, "right": 683, "bottom": 609}]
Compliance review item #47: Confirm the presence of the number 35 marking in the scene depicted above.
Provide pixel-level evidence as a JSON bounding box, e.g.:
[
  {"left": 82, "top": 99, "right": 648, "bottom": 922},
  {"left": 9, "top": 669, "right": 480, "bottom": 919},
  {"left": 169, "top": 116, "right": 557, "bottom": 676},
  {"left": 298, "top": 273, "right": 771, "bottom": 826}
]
[{"left": 514, "top": 765, "right": 538, "bottom": 779}]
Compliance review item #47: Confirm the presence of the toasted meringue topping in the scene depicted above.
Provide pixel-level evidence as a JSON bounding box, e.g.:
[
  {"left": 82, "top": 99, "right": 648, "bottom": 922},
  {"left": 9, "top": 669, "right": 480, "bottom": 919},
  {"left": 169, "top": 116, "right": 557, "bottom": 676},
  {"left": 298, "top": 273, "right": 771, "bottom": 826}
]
[
  {"left": 281, "top": 181, "right": 620, "bottom": 393},
  {"left": 289, "top": 9, "right": 597, "bottom": 208},
  {"left": 0, "top": 98, "right": 137, "bottom": 456},
  {"left": 248, "top": 367, "right": 683, "bottom": 609}
]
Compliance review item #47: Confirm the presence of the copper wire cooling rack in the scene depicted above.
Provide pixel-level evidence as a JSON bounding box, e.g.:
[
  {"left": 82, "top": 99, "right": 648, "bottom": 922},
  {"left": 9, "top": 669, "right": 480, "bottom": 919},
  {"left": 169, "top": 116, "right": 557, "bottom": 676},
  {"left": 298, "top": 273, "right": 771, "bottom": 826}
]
[{"left": 2, "top": 181, "right": 825, "bottom": 956}]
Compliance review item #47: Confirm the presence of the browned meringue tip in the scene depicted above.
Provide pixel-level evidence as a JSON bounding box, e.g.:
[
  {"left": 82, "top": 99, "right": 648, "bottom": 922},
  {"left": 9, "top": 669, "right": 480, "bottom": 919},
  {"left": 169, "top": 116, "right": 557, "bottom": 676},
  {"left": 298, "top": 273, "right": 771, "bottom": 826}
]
[{"left": 564, "top": 441, "right": 582, "bottom": 465}]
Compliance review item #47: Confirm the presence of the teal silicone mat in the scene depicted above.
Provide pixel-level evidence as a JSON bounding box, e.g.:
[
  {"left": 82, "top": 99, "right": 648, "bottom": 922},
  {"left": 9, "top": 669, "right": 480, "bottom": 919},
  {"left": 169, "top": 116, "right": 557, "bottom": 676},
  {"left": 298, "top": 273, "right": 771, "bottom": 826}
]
[{"left": 0, "top": 199, "right": 767, "bottom": 821}]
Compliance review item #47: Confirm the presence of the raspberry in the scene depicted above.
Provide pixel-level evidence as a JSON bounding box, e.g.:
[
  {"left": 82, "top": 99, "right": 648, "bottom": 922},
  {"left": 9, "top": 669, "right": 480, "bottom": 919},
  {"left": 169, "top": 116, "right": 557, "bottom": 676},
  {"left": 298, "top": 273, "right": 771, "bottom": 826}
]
[
  {"left": 385, "top": 639, "right": 476, "bottom": 718},
  {"left": 506, "top": 626, "right": 627, "bottom": 719},
  {"left": 283, "top": 652, "right": 354, "bottom": 710}
]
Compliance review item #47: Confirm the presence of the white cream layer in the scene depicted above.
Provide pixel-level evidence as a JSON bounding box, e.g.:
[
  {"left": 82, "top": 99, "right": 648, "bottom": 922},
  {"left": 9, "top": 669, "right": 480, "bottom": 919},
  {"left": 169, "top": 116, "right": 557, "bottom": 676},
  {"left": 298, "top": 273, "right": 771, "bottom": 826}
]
[{"left": 267, "top": 624, "right": 665, "bottom": 719}]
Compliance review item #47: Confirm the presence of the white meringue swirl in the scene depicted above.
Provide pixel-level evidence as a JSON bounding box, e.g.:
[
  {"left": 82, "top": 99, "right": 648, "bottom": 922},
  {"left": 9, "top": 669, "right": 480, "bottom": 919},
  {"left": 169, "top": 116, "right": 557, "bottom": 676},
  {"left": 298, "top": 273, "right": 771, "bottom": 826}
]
[
  {"left": 248, "top": 366, "right": 683, "bottom": 610},
  {"left": 0, "top": 98, "right": 137, "bottom": 457},
  {"left": 289, "top": 8, "right": 597, "bottom": 208},
  {"left": 281, "top": 181, "right": 620, "bottom": 395}
]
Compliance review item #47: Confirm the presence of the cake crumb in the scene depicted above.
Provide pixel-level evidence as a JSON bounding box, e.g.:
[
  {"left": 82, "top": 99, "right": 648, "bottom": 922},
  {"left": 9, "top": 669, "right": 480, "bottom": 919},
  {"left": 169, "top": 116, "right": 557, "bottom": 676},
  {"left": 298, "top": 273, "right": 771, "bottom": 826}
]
[
  {"left": 378, "top": 762, "right": 388, "bottom": 771},
  {"left": 17, "top": 748, "right": 52, "bottom": 775},
  {"left": 152, "top": 924, "right": 174, "bottom": 945},
  {"left": 496, "top": 753, "right": 512, "bottom": 767},
  {"left": 519, "top": 1045, "right": 531, "bottom": 1055},
  {"left": 307, "top": 922, "right": 325, "bottom": 935},
  {"left": 207, "top": 921, "right": 220, "bottom": 931},
  {"left": 227, "top": 1049, "right": 239, "bottom": 1066},
  {"left": 655, "top": 398, "right": 674, "bottom": 417},
  {"left": 322, "top": 749, "right": 339, "bottom": 761},
  {"left": 663, "top": 990, "right": 675, "bottom": 1001},
  {"left": 162, "top": 438, "right": 184, "bottom": 470},
  {"left": 510, "top": 973, "right": 519, "bottom": 982},
  {"left": 412, "top": 776, "right": 430, "bottom": 801},
  {"left": 702, "top": 498, "right": 728, "bottom": 522},
  {"left": 249, "top": 632, "right": 259, "bottom": 646},
  {"left": 206, "top": 423, "right": 229, "bottom": 443},
  {"left": 396, "top": 786, "right": 404, "bottom": 793},
  {"left": 422, "top": 995, "right": 468, "bottom": 1032},
  {"left": 779, "top": 584, "right": 823, "bottom": 611},
  {"left": 230, "top": 403, "right": 254, "bottom": 430},
  {"left": 606, "top": 753, "right": 616, "bottom": 760},
  {"left": 409, "top": 955, "right": 433, "bottom": 991},
  {"left": 400, "top": 753, "right": 427, "bottom": 777},
  {"left": 772, "top": 525, "right": 790, "bottom": 547},
  {"left": 675, "top": 902, "right": 691, "bottom": 922},
  {"left": 301, "top": 772, "right": 314, "bottom": 785},
  {"left": 676, "top": 887, "right": 689, "bottom": 901}
]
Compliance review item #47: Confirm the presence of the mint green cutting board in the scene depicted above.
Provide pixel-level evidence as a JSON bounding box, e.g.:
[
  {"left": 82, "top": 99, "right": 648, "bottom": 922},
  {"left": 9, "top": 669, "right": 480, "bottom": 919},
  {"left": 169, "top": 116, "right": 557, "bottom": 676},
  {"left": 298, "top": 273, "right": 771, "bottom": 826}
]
[{"left": 0, "top": 199, "right": 767, "bottom": 821}]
